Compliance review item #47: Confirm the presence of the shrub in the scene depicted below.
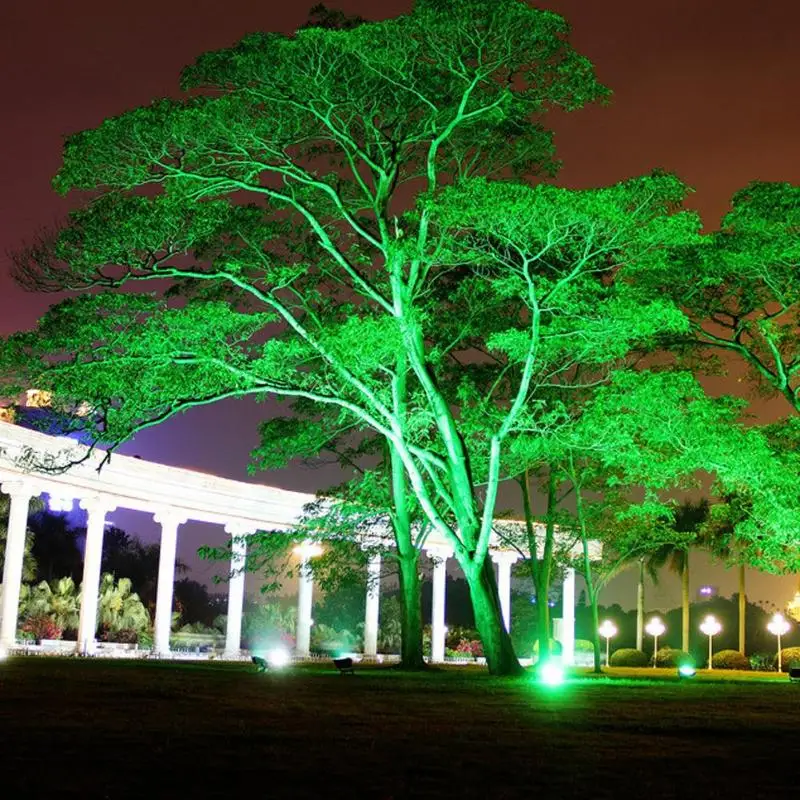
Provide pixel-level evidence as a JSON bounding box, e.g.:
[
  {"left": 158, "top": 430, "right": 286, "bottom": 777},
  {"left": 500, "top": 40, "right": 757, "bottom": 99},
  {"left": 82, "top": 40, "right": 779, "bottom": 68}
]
[
  {"left": 711, "top": 649, "right": 750, "bottom": 670},
  {"left": 777, "top": 647, "right": 800, "bottom": 672},
  {"left": 749, "top": 652, "right": 772, "bottom": 671},
  {"left": 609, "top": 648, "right": 648, "bottom": 667},
  {"left": 455, "top": 638, "right": 483, "bottom": 658},
  {"left": 21, "top": 614, "right": 63, "bottom": 643},
  {"left": 575, "top": 639, "right": 594, "bottom": 653},
  {"left": 654, "top": 647, "right": 692, "bottom": 668}
]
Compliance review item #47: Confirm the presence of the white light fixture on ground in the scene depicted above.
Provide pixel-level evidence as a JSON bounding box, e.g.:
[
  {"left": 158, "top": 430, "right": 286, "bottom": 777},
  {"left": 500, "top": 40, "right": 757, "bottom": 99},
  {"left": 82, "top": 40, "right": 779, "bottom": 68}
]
[
  {"left": 768, "top": 613, "right": 791, "bottom": 672},
  {"left": 266, "top": 647, "right": 291, "bottom": 669},
  {"left": 700, "top": 614, "right": 722, "bottom": 669},
  {"left": 645, "top": 617, "right": 665, "bottom": 668},
  {"left": 598, "top": 619, "right": 617, "bottom": 667}
]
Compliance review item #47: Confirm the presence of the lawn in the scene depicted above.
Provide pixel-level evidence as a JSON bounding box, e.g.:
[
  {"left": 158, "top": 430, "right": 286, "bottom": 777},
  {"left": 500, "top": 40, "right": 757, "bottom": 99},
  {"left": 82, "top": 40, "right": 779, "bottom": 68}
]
[{"left": 1, "top": 657, "right": 798, "bottom": 798}]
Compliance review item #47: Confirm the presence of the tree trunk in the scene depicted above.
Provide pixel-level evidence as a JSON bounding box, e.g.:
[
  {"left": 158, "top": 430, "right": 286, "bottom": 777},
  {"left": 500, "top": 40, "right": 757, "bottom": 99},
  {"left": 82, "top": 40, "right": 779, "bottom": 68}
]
[
  {"left": 534, "top": 580, "right": 551, "bottom": 661},
  {"left": 520, "top": 468, "right": 555, "bottom": 662},
  {"left": 397, "top": 549, "right": 426, "bottom": 669},
  {"left": 463, "top": 558, "right": 524, "bottom": 676},
  {"left": 580, "top": 533, "right": 601, "bottom": 673},
  {"left": 738, "top": 563, "right": 746, "bottom": 655},
  {"left": 388, "top": 430, "right": 426, "bottom": 670},
  {"left": 636, "top": 558, "right": 644, "bottom": 651},
  {"left": 681, "top": 553, "right": 690, "bottom": 653},
  {"left": 589, "top": 588, "right": 602, "bottom": 673}
]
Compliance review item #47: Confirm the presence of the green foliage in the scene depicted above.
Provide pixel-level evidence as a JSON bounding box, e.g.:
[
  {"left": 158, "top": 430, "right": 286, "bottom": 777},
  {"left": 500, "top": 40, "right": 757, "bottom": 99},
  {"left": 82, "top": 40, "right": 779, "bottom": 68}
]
[
  {"left": 97, "top": 574, "right": 151, "bottom": 636},
  {"left": 777, "top": 647, "right": 800, "bottom": 672},
  {"left": 609, "top": 648, "right": 648, "bottom": 667},
  {"left": 711, "top": 650, "right": 750, "bottom": 670},
  {"left": 654, "top": 648, "right": 692, "bottom": 668},
  {"left": 378, "top": 596, "right": 402, "bottom": 654},
  {"left": 242, "top": 601, "right": 296, "bottom": 650},
  {"left": 19, "top": 577, "right": 80, "bottom": 633},
  {"left": 310, "top": 623, "right": 361, "bottom": 654}
]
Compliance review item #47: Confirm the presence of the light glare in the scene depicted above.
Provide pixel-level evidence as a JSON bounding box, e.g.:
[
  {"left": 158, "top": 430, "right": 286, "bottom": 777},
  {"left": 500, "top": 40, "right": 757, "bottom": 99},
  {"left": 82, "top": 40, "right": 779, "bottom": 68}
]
[{"left": 266, "top": 647, "right": 291, "bottom": 668}]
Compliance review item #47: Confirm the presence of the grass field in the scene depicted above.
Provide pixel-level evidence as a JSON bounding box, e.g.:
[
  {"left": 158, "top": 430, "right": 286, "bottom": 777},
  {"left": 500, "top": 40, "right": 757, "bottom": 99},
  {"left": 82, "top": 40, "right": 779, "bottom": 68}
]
[{"left": 1, "top": 658, "right": 799, "bottom": 798}]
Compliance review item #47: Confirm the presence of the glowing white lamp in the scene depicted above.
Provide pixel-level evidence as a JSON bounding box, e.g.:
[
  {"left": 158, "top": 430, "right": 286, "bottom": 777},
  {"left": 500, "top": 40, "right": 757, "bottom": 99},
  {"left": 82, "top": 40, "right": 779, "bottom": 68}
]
[
  {"left": 700, "top": 614, "right": 722, "bottom": 669},
  {"left": 266, "top": 647, "right": 291, "bottom": 669},
  {"left": 645, "top": 616, "right": 666, "bottom": 668},
  {"left": 598, "top": 619, "right": 618, "bottom": 667},
  {"left": 292, "top": 541, "right": 324, "bottom": 559},
  {"left": 767, "top": 613, "right": 791, "bottom": 672},
  {"left": 538, "top": 659, "right": 564, "bottom": 686}
]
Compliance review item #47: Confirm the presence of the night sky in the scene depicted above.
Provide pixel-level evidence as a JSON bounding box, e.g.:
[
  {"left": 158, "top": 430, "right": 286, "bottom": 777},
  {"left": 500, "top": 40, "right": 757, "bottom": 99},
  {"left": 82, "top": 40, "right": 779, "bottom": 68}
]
[{"left": 2, "top": 0, "right": 800, "bottom": 610}]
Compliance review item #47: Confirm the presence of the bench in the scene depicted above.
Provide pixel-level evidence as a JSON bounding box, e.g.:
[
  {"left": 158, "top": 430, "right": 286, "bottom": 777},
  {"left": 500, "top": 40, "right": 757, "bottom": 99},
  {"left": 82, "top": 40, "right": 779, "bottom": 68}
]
[{"left": 333, "top": 657, "right": 355, "bottom": 675}]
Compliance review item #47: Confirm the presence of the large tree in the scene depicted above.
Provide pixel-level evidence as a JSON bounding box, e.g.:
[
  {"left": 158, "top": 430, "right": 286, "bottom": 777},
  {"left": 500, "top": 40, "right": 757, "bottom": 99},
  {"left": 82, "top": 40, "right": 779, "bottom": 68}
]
[{"left": 3, "top": 1, "right": 707, "bottom": 673}]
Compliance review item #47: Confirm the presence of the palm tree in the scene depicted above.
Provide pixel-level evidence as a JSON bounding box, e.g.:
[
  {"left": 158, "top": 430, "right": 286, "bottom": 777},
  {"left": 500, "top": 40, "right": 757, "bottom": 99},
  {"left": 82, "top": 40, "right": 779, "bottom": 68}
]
[
  {"left": 646, "top": 499, "right": 710, "bottom": 653},
  {"left": 703, "top": 493, "right": 751, "bottom": 654},
  {"left": 97, "top": 574, "right": 151, "bottom": 637}
]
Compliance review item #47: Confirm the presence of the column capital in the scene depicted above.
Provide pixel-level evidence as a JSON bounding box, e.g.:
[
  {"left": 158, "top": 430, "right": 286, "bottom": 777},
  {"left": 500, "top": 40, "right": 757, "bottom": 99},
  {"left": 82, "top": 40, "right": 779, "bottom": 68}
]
[
  {"left": 224, "top": 521, "right": 258, "bottom": 536},
  {"left": 153, "top": 509, "right": 188, "bottom": 527},
  {"left": 491, "top": 550, "right": 521, "bottom": 565},
  {"left": 79, "top": 496, "right": 117, "bottom": 515},
  {"left": 425, "top": 544, "right": 453, "bottom": 561},
  {"left": 0, "top": 480, "right": 38, "bottom": 500}
]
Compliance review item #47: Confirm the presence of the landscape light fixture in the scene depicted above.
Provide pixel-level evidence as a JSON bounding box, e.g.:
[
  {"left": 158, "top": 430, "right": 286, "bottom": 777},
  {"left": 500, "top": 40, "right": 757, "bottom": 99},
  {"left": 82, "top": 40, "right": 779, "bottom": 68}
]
[
  {"left": 538, "top": 659, "right": 564, "bottom": 686},
  {"left": 699, "top": 615, "right": 722, "bottom": 669},
  {"left": 598, "top": 619, "right": 617, "bottom": 667},
  {"left": 266, "top": 647, "right": 291, "bottom": 669},
  {"left": 677, "top": 664, "right": 696, "bottom": 679},
  {"left": 645, "top": 617, "right": 665, "bottom": 668},
  {"left": 767, "top": 613, "right": 791, "bottom": 672}
]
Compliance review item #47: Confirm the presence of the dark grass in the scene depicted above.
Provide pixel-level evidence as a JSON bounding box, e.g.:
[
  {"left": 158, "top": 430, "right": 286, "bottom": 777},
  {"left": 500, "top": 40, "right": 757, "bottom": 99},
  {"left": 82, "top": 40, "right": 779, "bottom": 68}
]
[{"left": 2, "top": 658, "right": 799, "bottom": 798}]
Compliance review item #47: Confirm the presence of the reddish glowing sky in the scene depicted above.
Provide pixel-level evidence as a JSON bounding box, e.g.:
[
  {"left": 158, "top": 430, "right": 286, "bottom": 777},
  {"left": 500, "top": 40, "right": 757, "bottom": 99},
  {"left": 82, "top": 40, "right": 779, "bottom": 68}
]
[{"left": 2, "top": 0, "right": 799, "bottom": 607}]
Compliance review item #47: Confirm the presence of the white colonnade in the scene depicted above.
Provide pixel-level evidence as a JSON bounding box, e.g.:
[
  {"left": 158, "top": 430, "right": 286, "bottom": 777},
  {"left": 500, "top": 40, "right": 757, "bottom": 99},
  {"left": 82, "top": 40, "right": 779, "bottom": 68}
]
[{"left": 0, "top": 420, "right": 593, "bottom": 662}]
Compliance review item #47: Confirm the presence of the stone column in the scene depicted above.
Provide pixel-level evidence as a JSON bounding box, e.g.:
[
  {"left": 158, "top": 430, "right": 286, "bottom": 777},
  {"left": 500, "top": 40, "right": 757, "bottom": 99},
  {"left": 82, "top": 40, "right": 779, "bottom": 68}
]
[
  {"left": 152, "top": 510, "right": 187, "bottom": 657},
  {"left": 561, "top": 567, "right": 576, "bottom": 666},
  {"left": 224, "top": 523, "right": 251, "bottom": 658},
  {"left": 295, "top": 552, "right": 315, "bottom": 659},
  {"left": 363, "top": 552, "right": 381, "bottom": 657},
  {"left": 77, "top": 497, "right": 116, "bottom": 655},
  {"left": 0, "top": 482, "right": 35, "bottom": 651},
  {"left": 426, "top": 546, "right": 452, "bottom": 664},
  {"left": 491, "top": 551, "right": 520, "bottom": 632}
]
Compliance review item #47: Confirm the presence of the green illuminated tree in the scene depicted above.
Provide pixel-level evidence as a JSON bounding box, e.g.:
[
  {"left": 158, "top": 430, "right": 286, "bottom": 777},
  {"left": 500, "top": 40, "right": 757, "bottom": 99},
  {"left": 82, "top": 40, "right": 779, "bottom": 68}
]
[
  {"left": 662, "top": 181, "right": 800, "bottom": 411},
  {"left": 3, "top": 0, "right": 616, "bottom": 676},
  {"left": 247, "top": 406, "right": 431, "bottom": 669},
  {"left": 4, "top": 1, "right": 713, "bottom": 674}
]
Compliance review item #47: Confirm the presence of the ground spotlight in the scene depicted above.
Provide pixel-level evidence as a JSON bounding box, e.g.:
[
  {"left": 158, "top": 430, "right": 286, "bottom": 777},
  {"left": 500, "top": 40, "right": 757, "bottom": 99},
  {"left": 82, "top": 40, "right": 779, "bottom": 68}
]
[
  {"left": 538, "top": 659, "right": 564, "bottom": 686},
  {"left": 266, "top": 647, "right": 291, "bottom": 669},
  {"left": 677, "top": 664, "right": 696, "bottom": 679}
]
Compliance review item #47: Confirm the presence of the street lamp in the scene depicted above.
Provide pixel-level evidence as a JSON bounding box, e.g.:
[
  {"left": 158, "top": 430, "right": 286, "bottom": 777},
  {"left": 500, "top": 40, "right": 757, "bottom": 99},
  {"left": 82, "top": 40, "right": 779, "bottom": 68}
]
[
  {"left": 645, "top": 616, "right": 665, "bottom": 668},
  {"left": 598, "top": 619, "right": 617, "bottom": 667},
  {"left": 700, "top": 614, "right": 722, "bottom": 669},
  {"left": 767, "top": 613, "right": 791, "bottom": 672}
]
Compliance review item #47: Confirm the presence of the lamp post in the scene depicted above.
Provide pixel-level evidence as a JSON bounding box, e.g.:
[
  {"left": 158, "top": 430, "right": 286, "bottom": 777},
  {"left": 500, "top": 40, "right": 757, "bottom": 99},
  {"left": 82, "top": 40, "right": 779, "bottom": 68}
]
[
  {"left": 700, "top": 614, "right": 722, "bottom": 669},
  {"left": 767, "top": 613, "right": 791, "bottom": 672},
  {"left": 598, "top": 620, "right": 617, "bottom": 667},
  {"left": 645, "top": 616, "right": 665, "bottom": 668}
]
